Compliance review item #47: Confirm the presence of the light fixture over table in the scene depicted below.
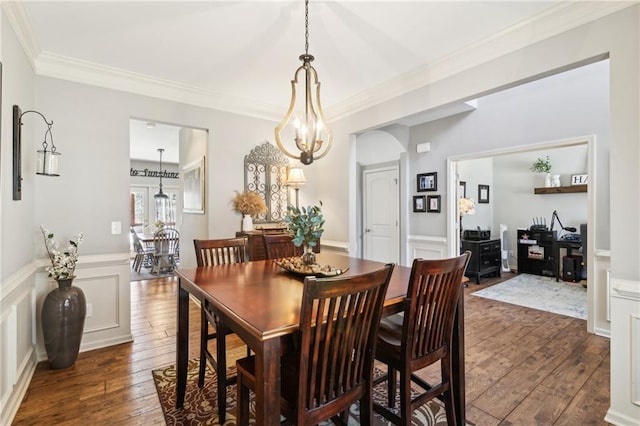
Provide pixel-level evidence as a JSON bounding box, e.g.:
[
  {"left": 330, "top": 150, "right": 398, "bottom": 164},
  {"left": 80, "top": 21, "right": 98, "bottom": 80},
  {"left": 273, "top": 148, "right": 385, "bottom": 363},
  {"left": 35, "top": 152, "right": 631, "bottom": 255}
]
[
  {"left": 154, "top": 148, "right": 170, "bottom": 223},
  {"left": 274, "top": 0, "right": 333, "bottom": 165}
]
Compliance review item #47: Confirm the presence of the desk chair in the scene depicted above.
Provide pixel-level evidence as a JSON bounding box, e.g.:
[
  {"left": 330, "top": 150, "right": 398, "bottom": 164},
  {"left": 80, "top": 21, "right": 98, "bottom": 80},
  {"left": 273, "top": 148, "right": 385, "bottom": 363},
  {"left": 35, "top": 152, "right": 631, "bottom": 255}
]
[
  {"left": 194, "top": 237, "right": 248, "bottom": 422},
  {"left": 236, "top": 264, "right": 394, "bottom": 425},
  {"left": 263, "top": 233, "right": 302, "bottom": 259},
  {"left": 151, "top": 227, "right": 180, "bottom": 274},
  {"left": 373, "top": 252, "right": 470, "bottom": 425}
]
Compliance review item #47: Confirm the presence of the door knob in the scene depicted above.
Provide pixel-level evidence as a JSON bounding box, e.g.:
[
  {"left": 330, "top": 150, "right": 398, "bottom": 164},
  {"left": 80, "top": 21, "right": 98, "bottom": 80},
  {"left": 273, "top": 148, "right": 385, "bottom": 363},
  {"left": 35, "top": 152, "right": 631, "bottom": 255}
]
[{"left": 365, "top": 229, "right": 372, "bottom": 233}]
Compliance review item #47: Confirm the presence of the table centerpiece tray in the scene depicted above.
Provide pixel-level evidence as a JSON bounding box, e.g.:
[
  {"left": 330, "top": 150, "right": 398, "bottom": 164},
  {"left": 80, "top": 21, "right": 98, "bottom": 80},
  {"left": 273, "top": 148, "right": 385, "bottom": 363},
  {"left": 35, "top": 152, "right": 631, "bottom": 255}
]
[{"left": 273, "top": 257, "right": 349, "bottom": 277}]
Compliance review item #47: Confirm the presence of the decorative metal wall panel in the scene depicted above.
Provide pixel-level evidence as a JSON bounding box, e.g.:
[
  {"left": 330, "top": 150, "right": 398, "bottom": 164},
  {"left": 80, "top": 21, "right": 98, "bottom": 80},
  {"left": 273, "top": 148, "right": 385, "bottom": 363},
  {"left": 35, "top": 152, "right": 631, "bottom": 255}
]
[{"left": 245, "top": 142, "right": 289, "bottom": 223}]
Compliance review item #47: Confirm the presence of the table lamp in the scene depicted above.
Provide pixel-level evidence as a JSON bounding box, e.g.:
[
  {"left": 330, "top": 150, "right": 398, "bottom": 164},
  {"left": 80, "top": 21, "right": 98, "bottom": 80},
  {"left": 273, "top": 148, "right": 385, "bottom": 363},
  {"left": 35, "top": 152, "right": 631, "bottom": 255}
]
[{"left": 286, "top": 166, "right": 307, "bottom": 208}]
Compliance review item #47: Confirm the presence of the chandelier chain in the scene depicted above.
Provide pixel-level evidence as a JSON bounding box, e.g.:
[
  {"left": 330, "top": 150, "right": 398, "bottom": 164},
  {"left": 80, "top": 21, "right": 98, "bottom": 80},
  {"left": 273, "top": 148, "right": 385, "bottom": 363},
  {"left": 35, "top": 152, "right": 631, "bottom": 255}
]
[{"left": 304, "top": 0, "right": 309, "bottom": 55}]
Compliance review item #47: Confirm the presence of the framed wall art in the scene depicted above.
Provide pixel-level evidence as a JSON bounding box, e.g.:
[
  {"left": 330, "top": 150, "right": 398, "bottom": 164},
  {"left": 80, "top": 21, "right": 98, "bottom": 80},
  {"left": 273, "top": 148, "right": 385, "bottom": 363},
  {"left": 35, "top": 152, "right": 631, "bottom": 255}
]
[
  {"left": 413, "top": 195, "right": 426, "bottom": 212},
  {"left": 427, "top": 195, "right": 441, "bottom": 213},
  {"left": 183, "top": 157, "right": 205, "bottom": 214},
  {"left": 458, "top": 181, "right": 466, "bottom": 198},
  {"left": 478, "top": 184, "right": 490, "bottom": 204},
  {"left": 417, "top": 172, "right": 437, "bottom": 192}
]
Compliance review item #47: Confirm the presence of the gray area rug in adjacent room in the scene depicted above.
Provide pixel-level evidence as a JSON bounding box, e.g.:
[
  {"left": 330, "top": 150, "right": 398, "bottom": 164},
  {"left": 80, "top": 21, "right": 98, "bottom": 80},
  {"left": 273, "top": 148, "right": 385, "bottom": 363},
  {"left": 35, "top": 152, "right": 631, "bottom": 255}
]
[{"left": 472, "top": 273, "right": 587, "bottom": 320}]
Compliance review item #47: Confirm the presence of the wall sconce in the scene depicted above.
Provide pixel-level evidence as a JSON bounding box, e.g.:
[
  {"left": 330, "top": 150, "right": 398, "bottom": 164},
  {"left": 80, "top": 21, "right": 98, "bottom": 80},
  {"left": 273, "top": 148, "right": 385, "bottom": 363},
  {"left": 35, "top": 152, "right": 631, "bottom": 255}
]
[
  {"left": 13, "top": 105, "right": 61, "bottom": 200},
  {"left": 286, "top": 166, "right": 307, "bottom": 208}
]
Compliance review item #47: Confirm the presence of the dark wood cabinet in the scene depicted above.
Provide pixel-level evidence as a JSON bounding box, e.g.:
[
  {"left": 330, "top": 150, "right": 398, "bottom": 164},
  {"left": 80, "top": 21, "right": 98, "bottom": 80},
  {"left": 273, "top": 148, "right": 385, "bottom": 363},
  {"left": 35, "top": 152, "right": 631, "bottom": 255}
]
[
  {"left": 236, "top": 230, "right": 320, "bottom": 261},
  {"left": 517, "top": 229, "right": 556, "bottom": 277},
  {"left": 461, "top": 239, "right": 501, "bottom": 284}
]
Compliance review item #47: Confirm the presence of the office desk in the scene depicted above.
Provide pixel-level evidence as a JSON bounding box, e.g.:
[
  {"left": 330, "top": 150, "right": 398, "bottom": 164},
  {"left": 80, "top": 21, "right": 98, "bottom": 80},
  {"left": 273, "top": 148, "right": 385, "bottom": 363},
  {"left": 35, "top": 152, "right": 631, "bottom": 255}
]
[{"left": 175, "top": 253, "right": 467, "bottom": 425}]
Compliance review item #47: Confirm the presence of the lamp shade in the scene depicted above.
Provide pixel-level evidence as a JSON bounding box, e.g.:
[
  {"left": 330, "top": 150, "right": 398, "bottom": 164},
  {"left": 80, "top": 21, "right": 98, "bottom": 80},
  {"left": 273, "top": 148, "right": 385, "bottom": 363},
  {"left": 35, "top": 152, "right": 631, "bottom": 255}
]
[{"left": 286, "top": 167, "right": 307, "bottom": 187}]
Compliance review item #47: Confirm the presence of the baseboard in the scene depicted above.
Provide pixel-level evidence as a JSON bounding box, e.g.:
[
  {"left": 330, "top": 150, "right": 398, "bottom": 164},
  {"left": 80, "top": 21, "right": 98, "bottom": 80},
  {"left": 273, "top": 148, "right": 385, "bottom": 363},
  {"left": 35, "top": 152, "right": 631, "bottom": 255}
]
[
  {"left": 0, "top": 355, "right": 37, "bottom": 426},
  {"left": 605, "top": 408, "right": 640, "bottom": 426}
]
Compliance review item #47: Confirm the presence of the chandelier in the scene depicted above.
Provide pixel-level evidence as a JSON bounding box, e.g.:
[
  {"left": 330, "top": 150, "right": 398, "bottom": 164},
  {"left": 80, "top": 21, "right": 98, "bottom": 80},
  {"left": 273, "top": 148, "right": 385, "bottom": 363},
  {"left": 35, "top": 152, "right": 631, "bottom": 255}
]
[
  {"left": 274, "top": 0, "right": 333, "bottom": 165},
  {"left": 154, "top": 148, "right": 170, "bottom": 223}
]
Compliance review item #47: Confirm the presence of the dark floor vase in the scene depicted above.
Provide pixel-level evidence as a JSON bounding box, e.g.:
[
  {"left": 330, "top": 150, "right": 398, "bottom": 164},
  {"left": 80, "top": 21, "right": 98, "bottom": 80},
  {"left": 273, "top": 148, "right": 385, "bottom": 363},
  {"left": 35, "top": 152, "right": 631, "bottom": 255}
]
[{"left": 42, "top": 278, "right": 86, "bottom": 369}]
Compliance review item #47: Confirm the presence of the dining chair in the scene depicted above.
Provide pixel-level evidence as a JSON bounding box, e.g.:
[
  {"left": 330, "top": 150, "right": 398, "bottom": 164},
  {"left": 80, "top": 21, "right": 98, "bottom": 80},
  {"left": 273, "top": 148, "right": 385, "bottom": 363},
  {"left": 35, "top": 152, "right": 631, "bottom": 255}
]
[
  {"left": 372, "top": 251, "right": 471, "bottom": 425},
  {"left": 130, "top": 228, "right": 153, "bottom": 273},
  {"left": 151, "top": 227, "right": 180, "bottom": 274},
  {"left": 263, "top": 233, "right": 302, "bottom": 259},
  {"left": 236, "top": 263, "right": 395, "bottom": 426},
  {"left": 194, "top": 237, "right": 248, "bottom": 422}
]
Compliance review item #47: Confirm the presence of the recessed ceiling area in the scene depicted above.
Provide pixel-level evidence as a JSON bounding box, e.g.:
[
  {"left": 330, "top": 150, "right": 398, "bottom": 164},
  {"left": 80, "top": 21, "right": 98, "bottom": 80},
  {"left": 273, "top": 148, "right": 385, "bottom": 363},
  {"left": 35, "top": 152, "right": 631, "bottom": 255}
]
[{"left": 129, "top": 119, "right": 180, "bottom": 163}]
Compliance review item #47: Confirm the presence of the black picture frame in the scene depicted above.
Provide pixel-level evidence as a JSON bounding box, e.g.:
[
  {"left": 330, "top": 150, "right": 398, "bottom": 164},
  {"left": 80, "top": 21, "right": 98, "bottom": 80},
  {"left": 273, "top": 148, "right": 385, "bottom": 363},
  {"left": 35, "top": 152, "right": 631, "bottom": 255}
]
[
  {"left": 427, "top": 195, "right": 441, "bottom": 213},
  {"left": 478, "top": 184, "right": 490, "bottom": 203},
  {"left": 413, "top": 195, "right": 426, "bottom": 212},
  {"left": 417, "top": 172, "right": 437, "bottom": 192},
  {"left": 459, "top": 181, "right": 466, "bottom": 198}
]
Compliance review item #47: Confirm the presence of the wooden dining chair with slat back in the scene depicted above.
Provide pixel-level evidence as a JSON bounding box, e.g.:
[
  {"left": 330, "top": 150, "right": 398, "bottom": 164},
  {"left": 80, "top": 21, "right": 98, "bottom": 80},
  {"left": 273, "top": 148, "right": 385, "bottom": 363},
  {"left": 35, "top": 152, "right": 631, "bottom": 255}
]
[
  {"left": 262, "top": 233, "right": 302, "bottom": 259},
  {"left": 193, "top": 237, "right": 248, "bottom": 422},
  {"left": 373, "top": 251, "right": 471, "bottom": 425},
  {"left": 236, "top": 263, "right": 395, "bottom": 426}
]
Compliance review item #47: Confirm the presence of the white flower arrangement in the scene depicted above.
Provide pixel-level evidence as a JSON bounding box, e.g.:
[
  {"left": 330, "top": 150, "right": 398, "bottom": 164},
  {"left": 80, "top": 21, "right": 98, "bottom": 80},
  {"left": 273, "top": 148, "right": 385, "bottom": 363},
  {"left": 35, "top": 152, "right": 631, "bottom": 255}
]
[
  {"left": 459, "top": 197, "right": 476, "bottom": 217},
  {"left": 41, "top": 225, "right": 84, "bottom": 280}
]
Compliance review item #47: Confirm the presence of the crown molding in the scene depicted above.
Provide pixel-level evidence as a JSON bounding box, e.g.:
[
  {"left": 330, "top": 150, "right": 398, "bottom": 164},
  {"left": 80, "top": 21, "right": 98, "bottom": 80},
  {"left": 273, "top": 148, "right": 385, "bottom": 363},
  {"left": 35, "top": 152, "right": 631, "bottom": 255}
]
[
  {"left": 326, "top": 1, "right": 636, "bottom": 121},
  {"left": 35, "top": 52, "right": 282, "bottom": 121},
  {"left": 1, "top": 1, "right": 40, "bottom": 71},
  {"left": 5, "top": 1, "right": 635, "bottom": 122}
]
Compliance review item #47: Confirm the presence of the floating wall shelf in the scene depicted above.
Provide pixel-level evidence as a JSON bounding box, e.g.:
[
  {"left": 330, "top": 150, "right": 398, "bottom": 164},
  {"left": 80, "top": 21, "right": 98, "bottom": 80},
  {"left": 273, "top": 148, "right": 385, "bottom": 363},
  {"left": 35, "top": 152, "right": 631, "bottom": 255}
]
[{"left": 534, "top": 185, "right": 587, "bottom": 194}]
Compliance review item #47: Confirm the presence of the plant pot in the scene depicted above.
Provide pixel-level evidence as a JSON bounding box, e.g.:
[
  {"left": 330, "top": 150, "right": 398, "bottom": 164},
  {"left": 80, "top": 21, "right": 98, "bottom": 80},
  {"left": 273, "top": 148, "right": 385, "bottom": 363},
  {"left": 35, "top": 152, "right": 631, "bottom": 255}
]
[
  {"left": 242, "top": 214, "right": 254, "bottom": 232},
  {"left": 301, "top": 245, "right": 316, "bottom": 265},
  {"left": 544, "top": 173, "right": 552, "bottom": 187},
  {"left": 41, "top": 277, "right": 86, "bottom": 369}
]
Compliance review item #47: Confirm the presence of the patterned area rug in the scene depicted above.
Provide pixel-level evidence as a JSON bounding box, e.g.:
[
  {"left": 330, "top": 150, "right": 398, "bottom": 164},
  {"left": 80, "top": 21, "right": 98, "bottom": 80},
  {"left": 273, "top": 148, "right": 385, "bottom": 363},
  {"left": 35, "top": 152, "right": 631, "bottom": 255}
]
[
  {"left": 152, "top": 359, "right": 457, "bottom": 425},
  {"left": 472, "top": 273, "right": 587, "bottom": 320}
]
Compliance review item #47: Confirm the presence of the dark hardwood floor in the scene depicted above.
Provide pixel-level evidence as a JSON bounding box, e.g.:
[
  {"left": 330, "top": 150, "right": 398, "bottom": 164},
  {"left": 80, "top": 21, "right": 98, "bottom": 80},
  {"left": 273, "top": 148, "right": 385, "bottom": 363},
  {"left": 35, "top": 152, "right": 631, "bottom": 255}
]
[{"left": 13, "top": 272, "right": 610, "bottom": 425}]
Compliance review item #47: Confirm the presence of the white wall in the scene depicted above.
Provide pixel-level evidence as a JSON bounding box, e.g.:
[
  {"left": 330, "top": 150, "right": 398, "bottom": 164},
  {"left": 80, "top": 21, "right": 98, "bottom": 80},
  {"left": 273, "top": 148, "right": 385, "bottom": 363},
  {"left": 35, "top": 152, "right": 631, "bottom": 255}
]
[{"left": 178, "top": 127, "right": 208, "bottom": 269}]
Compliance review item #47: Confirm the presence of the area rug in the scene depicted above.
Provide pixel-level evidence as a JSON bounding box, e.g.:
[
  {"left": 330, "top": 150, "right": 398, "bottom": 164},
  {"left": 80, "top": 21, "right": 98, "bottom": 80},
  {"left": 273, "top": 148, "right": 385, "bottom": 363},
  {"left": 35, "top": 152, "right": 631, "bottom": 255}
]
[
  {"left": 472, "top": 273, "right": 587, "bottom": 320},
  {"left": 153, "top": 359, "right": 460, "bottom": 425}
]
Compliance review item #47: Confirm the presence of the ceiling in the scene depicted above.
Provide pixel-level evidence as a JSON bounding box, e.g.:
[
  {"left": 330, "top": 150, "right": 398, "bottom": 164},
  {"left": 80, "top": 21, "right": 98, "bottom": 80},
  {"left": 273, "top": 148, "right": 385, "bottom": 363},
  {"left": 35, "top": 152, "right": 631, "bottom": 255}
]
[{"left": 6, "top": 1, "right": 629, "bottom": 162}]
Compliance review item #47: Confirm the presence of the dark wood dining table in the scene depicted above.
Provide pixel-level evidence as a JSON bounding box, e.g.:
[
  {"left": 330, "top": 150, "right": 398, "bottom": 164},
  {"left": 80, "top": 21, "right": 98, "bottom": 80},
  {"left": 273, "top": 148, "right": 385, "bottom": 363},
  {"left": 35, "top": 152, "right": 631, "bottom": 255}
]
[{"left": 175, "top": 252, "right": 466, "bottom": 425}]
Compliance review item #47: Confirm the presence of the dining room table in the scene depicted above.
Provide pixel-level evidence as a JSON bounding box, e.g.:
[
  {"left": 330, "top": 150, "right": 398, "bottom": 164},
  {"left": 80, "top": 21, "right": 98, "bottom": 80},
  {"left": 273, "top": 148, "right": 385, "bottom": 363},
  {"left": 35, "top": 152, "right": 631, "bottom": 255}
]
[{"left": 175, "top": 252, "right": 467, "bottom": 426}]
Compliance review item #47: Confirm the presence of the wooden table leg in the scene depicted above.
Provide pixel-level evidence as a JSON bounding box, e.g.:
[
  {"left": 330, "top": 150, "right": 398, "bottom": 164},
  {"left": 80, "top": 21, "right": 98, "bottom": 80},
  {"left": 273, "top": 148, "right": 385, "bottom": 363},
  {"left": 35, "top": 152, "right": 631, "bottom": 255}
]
[
  {"left": 175, "top": 280, "right": 189, "bottom": 408},
  {"left": 253, "top": 338, "right": 281, "bottom": 426},
  {"left": 451, "top": 292, "right": 466, "bottom": 425}
]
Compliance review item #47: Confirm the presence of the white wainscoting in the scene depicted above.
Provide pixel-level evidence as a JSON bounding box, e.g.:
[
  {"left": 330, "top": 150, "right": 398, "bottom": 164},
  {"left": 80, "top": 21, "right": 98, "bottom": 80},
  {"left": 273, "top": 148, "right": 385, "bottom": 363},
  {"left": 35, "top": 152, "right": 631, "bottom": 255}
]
[
  {"left": 591, "top": 249, "right": 611, "bottom": 337},
  {"left": 0, "top": 253, "right": 132, "bottom": 425},
  {"left": 605, "top": 277, "right": 640, "bottom": 426},
  {"left": 406, "top": 235, "right": 448, "bottom": 266}
]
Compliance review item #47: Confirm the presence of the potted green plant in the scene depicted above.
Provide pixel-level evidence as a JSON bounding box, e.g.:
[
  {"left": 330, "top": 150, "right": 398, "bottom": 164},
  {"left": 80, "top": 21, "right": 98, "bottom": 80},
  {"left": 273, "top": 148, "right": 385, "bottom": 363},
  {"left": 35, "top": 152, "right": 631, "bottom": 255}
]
[
  {"left": 284, "top": 203, "right": 325, "bottom": 265},
  {"left": 530, "top": 156, "right": 552, "bottom": 187}
]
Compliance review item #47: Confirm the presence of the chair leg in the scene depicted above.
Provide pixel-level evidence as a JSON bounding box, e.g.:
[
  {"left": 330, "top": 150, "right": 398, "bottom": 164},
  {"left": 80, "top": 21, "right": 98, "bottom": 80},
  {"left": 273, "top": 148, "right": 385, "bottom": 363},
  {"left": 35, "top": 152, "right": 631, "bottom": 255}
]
[
  {"left": 387, "top": 366, "right": 396, "bottom": 408},
  {"left": 399, "top": 369, "right": 412, "bottom": 425},
  {"left": 216, "top": 319, "right": 228, "bottom": 422},
  {"left": 198, "top": 307, "right": 208, "bottom": 388},
  {"left": 359, "top": 386, "right": 373, "bottom": 426},
  {"left": 237, "top": 364, "right": 250, "bottom": 426},
  {"left": 441, "top": 356, "right": 457, "bottom": 426}
]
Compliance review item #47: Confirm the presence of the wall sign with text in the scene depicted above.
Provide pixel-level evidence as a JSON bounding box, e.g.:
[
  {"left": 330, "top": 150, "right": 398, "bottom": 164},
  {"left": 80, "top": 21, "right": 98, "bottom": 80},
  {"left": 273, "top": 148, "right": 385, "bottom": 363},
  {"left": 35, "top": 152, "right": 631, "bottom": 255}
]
[
  {"left": 130, "top": 168, "right": 179, "bottom": 179},
  {"left": 571, "top": 174, "right": 588, "bottom": 185}
]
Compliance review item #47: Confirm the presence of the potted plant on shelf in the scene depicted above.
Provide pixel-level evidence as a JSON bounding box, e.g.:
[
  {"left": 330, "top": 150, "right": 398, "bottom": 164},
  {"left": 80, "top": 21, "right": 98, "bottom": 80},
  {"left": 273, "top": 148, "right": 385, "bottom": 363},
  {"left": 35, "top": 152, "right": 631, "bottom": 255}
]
[
  {"left": 284, "top": 203, "right": 325, "bottom": 265},
  {"left": 530, "top": 156, "right": 553, "bottom": 187},
  {"left": 232, "top": 191, "right": 267, "bottom": 231}
]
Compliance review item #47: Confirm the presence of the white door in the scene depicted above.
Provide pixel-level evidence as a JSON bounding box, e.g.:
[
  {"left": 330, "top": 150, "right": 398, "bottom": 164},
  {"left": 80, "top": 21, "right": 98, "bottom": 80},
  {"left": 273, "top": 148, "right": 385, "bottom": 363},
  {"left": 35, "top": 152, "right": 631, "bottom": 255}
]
[{"left": 363, "top": 166, "right": 399, "bottom": 263}]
